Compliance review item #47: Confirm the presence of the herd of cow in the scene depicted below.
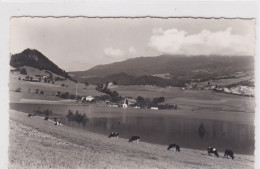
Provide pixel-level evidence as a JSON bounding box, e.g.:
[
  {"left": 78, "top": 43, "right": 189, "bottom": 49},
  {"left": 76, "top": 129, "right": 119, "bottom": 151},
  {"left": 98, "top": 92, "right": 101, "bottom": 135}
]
[
  {"left": 109, "top": 132, "right": 235, "bottom": 160},
  {"left": 27, "top": 113, "right": 235, "bottom": 160}
]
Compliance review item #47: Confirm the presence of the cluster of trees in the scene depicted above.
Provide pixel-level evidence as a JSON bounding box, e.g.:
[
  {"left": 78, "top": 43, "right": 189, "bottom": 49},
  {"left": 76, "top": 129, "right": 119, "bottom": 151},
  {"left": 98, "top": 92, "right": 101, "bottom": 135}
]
[
  {"left": 33, "top": 109, "right": 53, "bottom": 117},
  {"left": 19, "top": 67, "right": 27, "bottom": 75},
  {"left": 61, "top": 83, "right": 68, "bottom": 87},
  {"left": 96, "top": 84, "right": 122, "bottom": 102},
  {"left": 54, "top": 76, "right": 66, "bottom": 81},
  {"left": 66, "top": 110, "right": 88, "bottom": 124},
  {"left": 35, "top": 89, "right": 44, "bottom": 95},
  {"left": 95, "top": 95, "right": 112, "bottom": 102},
  {"left": 134, "top": 96, "right": 166, "bottom": 108},
  {"left": 158, "top": 104, "right": 177, "bottom": 110},
  {"left": 56, "top": 91, "right": 77, "bottom": 100},
  {"left": 24, "top": 75, "right": 39, "bottom": 82},
  {"left": 133, "top": 96, "right": 177, "bottom": 110}
]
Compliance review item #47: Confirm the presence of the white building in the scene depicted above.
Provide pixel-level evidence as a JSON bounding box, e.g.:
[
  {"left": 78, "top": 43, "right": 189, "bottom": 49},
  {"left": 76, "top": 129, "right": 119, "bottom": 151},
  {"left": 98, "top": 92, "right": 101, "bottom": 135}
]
[
  {"left": 151, "top": 107, "right": 159, "bottom": 110},
  {"left": 123, "top": 103, "right": 128, "bottom": 108},
  {"left": 81, "top": 95, "right": 94, "bottom": 102}
]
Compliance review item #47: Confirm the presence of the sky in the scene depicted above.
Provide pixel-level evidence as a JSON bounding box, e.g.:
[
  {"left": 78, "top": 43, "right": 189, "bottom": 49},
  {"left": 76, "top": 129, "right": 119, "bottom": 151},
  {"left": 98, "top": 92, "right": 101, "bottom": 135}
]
[{"left": 10, "top": 17, "right": 255, "bottom": 72}]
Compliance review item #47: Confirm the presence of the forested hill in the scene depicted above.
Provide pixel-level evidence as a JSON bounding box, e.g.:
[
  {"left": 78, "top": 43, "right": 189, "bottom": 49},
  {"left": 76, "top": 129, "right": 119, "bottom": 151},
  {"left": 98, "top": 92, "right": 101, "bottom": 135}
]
[{"left": 10, "top": 49, "right": 72, "bottom": 80}]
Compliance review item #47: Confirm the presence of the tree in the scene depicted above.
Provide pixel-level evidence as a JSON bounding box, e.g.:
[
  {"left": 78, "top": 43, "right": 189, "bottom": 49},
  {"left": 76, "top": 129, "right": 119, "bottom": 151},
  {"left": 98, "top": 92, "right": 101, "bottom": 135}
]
[
  {"left": 44, "top": 109, "right": 53, "bottom": 117},
  {"left": 137, "top": 96, "right": 144, "bottom": 102},
  {"left": 20, "top": 68, "right": 27, "bottom": 75},
  {"left": 84, "top": 82, "right": 89, "bottom": 89},
  {"left": 66, "top": 110, "right": 74, "bottom": 121},
  {"left": 25, "top": 75, "right": 30, "bottom": 80},
  {"left": 99, "top": 95, "right": 111, "bottom": 101},
  {"left": 75, "top": 110, "right": 81, "bottom": 123},
  {"left": 152, "top": 97, "right": 165, "bottom": 104},
  {"left": 81, "top": 113, "right": 88, "bottom": 124},
  {"left": 61, "top": 92, "right": 70, "bottom": 99},
  {"left": 198, "top": 122, "right": 206, "bottom": 139}
]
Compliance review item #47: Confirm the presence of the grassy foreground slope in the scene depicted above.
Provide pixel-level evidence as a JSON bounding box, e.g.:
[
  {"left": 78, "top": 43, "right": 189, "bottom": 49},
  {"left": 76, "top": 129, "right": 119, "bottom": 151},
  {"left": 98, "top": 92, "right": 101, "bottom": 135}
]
[{"left": 9, "top": 110, "right": 254, "bottom": 169}]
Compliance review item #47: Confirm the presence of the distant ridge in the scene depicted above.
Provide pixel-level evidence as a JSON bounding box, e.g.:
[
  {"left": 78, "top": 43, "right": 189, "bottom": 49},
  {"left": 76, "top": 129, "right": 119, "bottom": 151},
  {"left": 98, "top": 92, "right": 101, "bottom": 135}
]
[
  {"left": 70, "top": 55, "right": 254, "bottom": 85},
  {"left": 10, "top": 49, "right": 72, "bottom": 80}
]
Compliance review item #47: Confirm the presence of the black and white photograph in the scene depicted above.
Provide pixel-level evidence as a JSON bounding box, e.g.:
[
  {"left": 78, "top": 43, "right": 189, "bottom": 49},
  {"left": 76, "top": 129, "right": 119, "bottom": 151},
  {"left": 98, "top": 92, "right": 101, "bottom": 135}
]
[{"left": 1, "top": 2, "right": 259, "bottom": 169}]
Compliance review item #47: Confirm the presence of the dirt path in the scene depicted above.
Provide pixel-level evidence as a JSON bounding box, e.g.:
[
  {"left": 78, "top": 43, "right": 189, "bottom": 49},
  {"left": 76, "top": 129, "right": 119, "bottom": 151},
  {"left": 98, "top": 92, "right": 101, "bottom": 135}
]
[{"left": 9, "top": 110, "right": 254, "bottom": 169}]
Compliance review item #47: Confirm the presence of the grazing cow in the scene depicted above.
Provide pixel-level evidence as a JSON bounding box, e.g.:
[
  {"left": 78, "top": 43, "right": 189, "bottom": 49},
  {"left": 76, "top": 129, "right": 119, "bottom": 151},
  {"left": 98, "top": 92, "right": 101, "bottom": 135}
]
[
  {"left": 167, "top": 144, "right": 181, "bottom": 152},
  {"left": 108, "top": 132, "right": 119, "bottom": 138},
  {"left": 55, "top": 121, "right": 62, "bottom": 126},
  {"left": 27, "top": 114, "right": 35, "bottom": 117},
  {"left": 224, "top": 150, "right": 234, "bottom": 159},
  {"left": 207, "top": 147, "right": 219, "bottom": 158},
  {"left": 128, "top": 136, "right": 140, "bottom": 143},
  {"left": 44, "top": 117, "right": 49, "bottom": 120}
]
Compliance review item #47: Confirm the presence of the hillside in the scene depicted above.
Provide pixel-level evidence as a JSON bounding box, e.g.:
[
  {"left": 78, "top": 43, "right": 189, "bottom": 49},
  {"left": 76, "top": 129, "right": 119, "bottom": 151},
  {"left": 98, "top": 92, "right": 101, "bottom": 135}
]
[
  {"left": 10, "top": 49, "right": 72, "bottom": 80},
  {"left": 70, "top": 55, "right": 254, "bottom": 86}
]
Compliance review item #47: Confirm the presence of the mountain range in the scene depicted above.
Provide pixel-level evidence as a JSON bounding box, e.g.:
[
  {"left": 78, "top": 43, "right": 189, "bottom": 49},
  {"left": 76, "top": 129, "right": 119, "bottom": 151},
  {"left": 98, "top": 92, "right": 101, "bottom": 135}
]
[
  {"left": 10, "top": 49, "right": 254, "bottom": 87},
  {"left": 69, "top": 55, "right": 254, "bottom": 86}
]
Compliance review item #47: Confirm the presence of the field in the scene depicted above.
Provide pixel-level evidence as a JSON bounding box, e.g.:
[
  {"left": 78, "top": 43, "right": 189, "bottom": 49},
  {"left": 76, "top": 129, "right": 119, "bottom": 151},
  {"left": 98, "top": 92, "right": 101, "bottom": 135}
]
[
  {"left": 9, "top": 70, "right": 104, "bottom": 103},
  {"left": 9, "top": 109, "right": 254, "bottom": 169},
  {"left": 111, "top": 85, "right": 255, "bottom": 116}
]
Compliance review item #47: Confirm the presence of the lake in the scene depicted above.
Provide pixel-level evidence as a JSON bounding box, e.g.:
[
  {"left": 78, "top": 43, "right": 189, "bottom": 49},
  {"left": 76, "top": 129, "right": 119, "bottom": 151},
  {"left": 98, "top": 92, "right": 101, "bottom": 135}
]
[{"left": 10, "top": 100, "right": 255, "bottom": 155}]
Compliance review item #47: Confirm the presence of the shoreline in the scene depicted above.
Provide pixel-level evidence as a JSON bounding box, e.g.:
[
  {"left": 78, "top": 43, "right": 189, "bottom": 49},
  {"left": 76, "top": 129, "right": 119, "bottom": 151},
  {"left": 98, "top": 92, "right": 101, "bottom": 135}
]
[
  {"left": 10, "top": 109, "right": 255, "bottom": 155},
  {"left": 9, "top": 109, "right": 254, "bottom": 169}
]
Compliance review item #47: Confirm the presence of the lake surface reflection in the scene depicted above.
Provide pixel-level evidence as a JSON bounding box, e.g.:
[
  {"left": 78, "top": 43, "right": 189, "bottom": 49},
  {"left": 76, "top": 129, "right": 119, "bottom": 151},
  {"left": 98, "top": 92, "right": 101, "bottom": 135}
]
[{"left": 10, "top": 103, "right": 254, "bottom": 155}]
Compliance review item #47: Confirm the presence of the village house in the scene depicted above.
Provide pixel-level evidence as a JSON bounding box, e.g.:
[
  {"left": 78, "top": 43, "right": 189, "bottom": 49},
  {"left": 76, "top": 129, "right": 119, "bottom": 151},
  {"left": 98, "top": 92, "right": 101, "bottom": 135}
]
[
  {"left": 107, "top": 82, "right": 113, "bottom": 86},
  {"left": 112, "top": 104, "right": 119, "bottom": 108},
  {"left": 151, "top": 107, "right": 159, "bottom": 110},
  {"left": 125, "top": 98, "right": 137, "bottom": 106},
  {"left": 81, "top": 95, "right": 94, "bottom": 102}
]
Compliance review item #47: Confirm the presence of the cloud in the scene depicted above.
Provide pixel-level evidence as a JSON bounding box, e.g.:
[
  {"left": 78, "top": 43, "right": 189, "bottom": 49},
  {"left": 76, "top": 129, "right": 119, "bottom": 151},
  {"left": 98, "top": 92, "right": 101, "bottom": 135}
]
[
  {"left": 128, "top": 46, "right": 137, "bottom": 55},
  {"left": 104, "top": 46, "right": 137, "bottom": 59},
  {"left": 104, "top": 47, "right": 125, "bottom": 57},
  {"left": 148, "top": 27, "right": 254, "bottom": 56}
]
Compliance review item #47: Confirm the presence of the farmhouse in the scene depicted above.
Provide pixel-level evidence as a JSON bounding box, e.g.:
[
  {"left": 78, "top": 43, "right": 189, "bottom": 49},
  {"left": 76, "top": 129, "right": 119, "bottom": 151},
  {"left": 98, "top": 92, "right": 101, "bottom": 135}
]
[
  {"left": 81, "top": 95, "right": 94, "bottom": 102},
  {"left": 112, "top": 104, "right": 119, "bottom": 108},
  {"left": 107, "top": 82, "right": 113, "bottom": 86},
  {"left": 151, "top": 107, "right": 159, "bottom": 110},
  {"left": 124, "top": 98, "right": 137, "bottom": 106}
]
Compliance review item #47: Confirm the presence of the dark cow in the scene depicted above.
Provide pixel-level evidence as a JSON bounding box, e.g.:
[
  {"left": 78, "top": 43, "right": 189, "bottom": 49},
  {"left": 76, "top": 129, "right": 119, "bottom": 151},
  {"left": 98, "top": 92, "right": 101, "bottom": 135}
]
[
  {"left": 44, "top": 117, "right": 49, "bottom": 120},
  {"left": 108, "top": 132, "right": 119, "bottom": 138},
  {"left": 167, "top": 144, "right": 181, "bottom": 152},
  {"left": 224, "top": 149, "right": 234, "bottom": 159},
  {"left": 207, "top": 147, "right": 219, "bottom": 158},
  {"left": 129, "top": 136, "right": 140, "bottom": 143}
]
